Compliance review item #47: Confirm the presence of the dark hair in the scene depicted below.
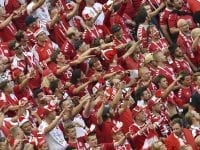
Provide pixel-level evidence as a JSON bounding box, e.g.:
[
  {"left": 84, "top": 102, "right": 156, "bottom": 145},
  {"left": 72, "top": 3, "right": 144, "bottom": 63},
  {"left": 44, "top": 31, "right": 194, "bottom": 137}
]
[
  {"left": 15, "top": 30, "right": 24, "bottom": 42},
  {"left": 111, "top": 24, "right": 121, "bottom": 34},
  {"left": 168, "top": 44, "right": 179, "bottom": 54},
  {"left": 70, "top": 69, "right": 81, "bottom": 84},
  {"left": 134, "top": 86, "right": 148, "bottom": 101},
  {"left": 49, "top": 79, "right": 59, "bottom": 93},
  {"left": 193, "top": 11, "right": 200, "bottom": 24},
  {"left": 153, "top": 75, "right": 166, "bottom": 87},
  {"left": 170, "top": 118, "right": 183, "bottom": 127},
  {"left": 89, "top": 57, "right": 99, "bottom": 68},
  {"left": 178, "top": 71, "right": 190, "bottom": 84},
  {"left": 73, "top": 39, "right": 84, "bottom": 50},
  {"left": 134, "top": 7, "right": 148, "bottom": 25},
  {"left": 50, "top": 50, "right": 60, "bottom": 62},
  {"left": 32, "top": 88, "right": 43, "bottom": 98}
]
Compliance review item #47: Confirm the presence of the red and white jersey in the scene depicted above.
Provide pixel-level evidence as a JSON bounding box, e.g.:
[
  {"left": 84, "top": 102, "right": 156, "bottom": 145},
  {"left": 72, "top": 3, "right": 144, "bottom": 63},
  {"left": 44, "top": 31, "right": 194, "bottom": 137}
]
[
  {"left": 82, "top": 25, "right": 110, "bottom": 44},
  {"left": 11, "top": 55, "right": 27, "bottom": 71},
  {"left": 148, "top": 112, "right": 171, "bottom": 137},
  {"left": 129, "top": 122, "right": 158, "bottom": 150},
  {"left": 159, "top": 8, "right": 173, "bottom": 26},
  {"left": 155, "top": 65, "right": 175, "bottom": 84},
  {"left": 172, "top": 58, "right": 192, "bottom": 74},
  {"left": 113, "top": 34, "right": 132, "bottom": 46},
  {"left": 48, "top": 15, "right": 68, "bottom": 47},
  {"left": 142, "top": 0, "right": 162, "bottom": 10},
  {"left": 0, "top": 20, "right": 17, "bottom": 42},
  {"left": 168, "top": 8, "right": 196, "bottom": 30},
  {"left": 68, "top": 137, "right": 86, "bottom": 150},
  {"left": 0, "top": 42, "right": 12, "bottom": 57},
  {"left": 61, "top": 39, "right": 77, "bottom": 60},
  {"left": 148, "top": 38, "right": 168, "bottom": 53},
  {"left": 177, "top": 86, "right": 192, "bottom": 105},
  {"left": 137, "top": 24, "right": 149, "bottom": 49},
  {"left": 68, "top": 16, "right": 84, "bottom": 31},
  {"left": 177, "top": 32, "right": 194, "bottom": 59},
  {"left": 32, "top": 40, "right": 59, "bottom": 62}
]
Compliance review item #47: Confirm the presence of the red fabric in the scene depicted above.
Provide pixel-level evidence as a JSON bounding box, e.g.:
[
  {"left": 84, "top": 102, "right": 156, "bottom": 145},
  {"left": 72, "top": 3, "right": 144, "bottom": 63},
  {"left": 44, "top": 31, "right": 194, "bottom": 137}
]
[
  {"left": 168, "top": 9, "right": 196, "bottom": 30},
  {"left": 159, "top": 8, "right": 172, "bottom": 26},
  {"left": 172, "top": 58, "right": 193, "bottom": 74},
  {"left": 148, "top": 38, "right": 168, "bottom": 53},
  {"left": 0, "top": 21, "right": 17, "bottom": 42},
  {"left": 124, "top": 0, "right": 142, "bottom": 18},
  {"left": 155, "top": 65, "right": 175, "bottom": 84},
  {"left": 177, "top": 86, "right": 192, "bottom": 106},
  {"left": 96, "top": 120, "right": 114, "bottom": 143},
  {"left": 34, "top": 40, "right": 54, "bottom": 61},
  {"left": 82, "top": 25, "right": 110, "bottom": 44},
  {"left": 165, "top": 128, "right": 198, "bottom": 150},
  {"left": 68, "top": 137, "right": 86, "bottom": 149},
  {"left": 61, "top": 39, "right": 77, "bottom": 60},
  {"left": 13, "top": 85, "right": 33, "bottom": 101},
  {"left": 187, "top": 0, "right": 200, "bottom": 13},
  {"left": 48, "top": 15, "right": 69, "bottom": 47},
  {"left": 0, "top": 42, "right": 13, "bottom": 57}
]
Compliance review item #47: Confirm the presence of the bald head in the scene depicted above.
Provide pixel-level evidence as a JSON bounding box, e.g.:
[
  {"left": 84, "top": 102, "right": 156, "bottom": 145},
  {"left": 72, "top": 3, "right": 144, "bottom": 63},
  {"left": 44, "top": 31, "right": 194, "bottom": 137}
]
[
  {"left": 177, "top": 19, "right": 187, "bottom": 28},
  {"left": 177, "top": 19, "right": 189, "bottom": 32}
]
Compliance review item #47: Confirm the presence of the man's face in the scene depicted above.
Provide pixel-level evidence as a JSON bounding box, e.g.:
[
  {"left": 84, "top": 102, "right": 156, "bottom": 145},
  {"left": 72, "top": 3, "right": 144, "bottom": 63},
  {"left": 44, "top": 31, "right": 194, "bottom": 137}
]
[
  {"left": 87, "top": 135, "right": 98, "bottom": 147},
  {"left": 66, "top": 127, "right": 76, "bottom": 139},
  {"left": 37, "top": 32, "right": 47, "bottom": 42},
  {"left": 160, "top": 78, "right": 168, "bottom": 88},
  {"left": 21, "top": 121, "right": 32, "bottom": 135},
  {"left": 174, "top": 47, "right": 183, "bottom": 57},
  {"left": 93, "top": 60, "right": 102, "bottom": 72},
  {"left": 172, "top": 123, "right": 182, "bottom": 136},
  {"left": 141, "top": 90, "right": 151, "bottom": 101},
  {"left": 136, "top": 111, "right": 146, "bottom": 122},
  {"left": 173, "top": 0, "right": 182, "bottom": 9},
  {"left": 182, "top": 75, "right": 191, "bottom": 87},
  {"left": 140, "top": 68, "right": 151, "bottom": 81}
]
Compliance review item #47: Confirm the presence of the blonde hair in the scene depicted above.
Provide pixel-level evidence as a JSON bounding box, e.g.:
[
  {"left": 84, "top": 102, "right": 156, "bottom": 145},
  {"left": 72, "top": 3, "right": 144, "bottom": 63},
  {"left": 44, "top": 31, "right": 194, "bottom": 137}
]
[
  {"left": 41, "top": 76, "right": 50, "bottom": 88},
  {"left": 191, "top": 28, "right": 200, "bottom": 39}
]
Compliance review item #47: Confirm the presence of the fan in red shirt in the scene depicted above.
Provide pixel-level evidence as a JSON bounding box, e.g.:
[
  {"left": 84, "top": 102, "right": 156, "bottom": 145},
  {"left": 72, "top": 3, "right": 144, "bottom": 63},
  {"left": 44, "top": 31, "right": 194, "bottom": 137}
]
[
  {"left": 154, "top": 75, "right": 183, "bottom": 117},
  {"left": 177, "top": 71, "right": 193, "bottom": 106},
  {"left": 60, "top": 27, "right": 80, "bottom": 60},
  {"left": 154, "top": 51, "right": 176, "bottom": 84},
  {"left": 169, "top": 44, "right": 193, "bottom": 74},
  {"left": 129, "top": 106, "right": 159, "bottom": 150},
  {"left": 64, "top": 122, "right": 87, "bottom": 149},
  {"left": 167, "top": 0, "right": 196, "bottom": 42},
  {"left": 32, "top": 28, "right": 59, "bottom": 62},
  {"left": 177, "top": 19, "right": 198, "bottom": 66},
  {"left": 191, "top": 28, "right": 200, "bottom": 67},
  {"left": 159, "top": 0, "right": 173, "bottom": 44},
  {"left": 0, "top": 7, "right": 17, "bottom": 42},
  {"left": 82, "top": 13, "right": 111, "bottom": 45}
]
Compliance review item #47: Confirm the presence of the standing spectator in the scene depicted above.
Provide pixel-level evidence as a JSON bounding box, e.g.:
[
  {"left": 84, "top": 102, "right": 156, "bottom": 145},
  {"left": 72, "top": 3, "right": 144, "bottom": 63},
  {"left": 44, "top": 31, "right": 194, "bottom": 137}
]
[{"left": 165, "top": 118, "right": 198, "bottom": 150}]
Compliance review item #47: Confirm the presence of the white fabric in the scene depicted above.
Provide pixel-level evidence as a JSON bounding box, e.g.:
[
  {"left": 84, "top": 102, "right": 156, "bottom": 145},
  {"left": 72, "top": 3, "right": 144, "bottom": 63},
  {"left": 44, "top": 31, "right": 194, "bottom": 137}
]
[
  {"left": 82, "top": 3, "right": 104, "bottom": 25},
  {"left": 27, "top": 1, "right": 50, "bottom": 26},
  {"left": 38, "top": 120, "right": 68, "bottom": 150}
]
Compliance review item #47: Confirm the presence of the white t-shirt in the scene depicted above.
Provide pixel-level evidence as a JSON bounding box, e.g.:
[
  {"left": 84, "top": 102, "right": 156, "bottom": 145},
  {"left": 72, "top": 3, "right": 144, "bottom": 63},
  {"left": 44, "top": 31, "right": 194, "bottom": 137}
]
[
  {"left": 82, "top": 3, "right": 104, "bottom": 25},
  {"left": 39, "top": 120, "right": 68, "bottom": 150},
  {"left": 26, "top": 1, "right": 50, "bottom": 26}
]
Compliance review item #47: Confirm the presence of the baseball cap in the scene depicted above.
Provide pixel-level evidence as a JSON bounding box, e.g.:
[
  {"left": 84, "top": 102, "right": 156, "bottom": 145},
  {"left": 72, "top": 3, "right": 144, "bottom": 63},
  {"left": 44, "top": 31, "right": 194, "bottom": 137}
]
[{"left": 25, "top": 15, "right": 37, "bottom": 26}]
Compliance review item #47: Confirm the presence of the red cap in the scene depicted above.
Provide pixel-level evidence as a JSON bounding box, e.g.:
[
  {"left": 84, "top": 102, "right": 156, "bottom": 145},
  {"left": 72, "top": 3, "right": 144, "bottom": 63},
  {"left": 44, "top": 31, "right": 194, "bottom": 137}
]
[{"left": 132, "top": 106, "right": 143, "bottom": 118}]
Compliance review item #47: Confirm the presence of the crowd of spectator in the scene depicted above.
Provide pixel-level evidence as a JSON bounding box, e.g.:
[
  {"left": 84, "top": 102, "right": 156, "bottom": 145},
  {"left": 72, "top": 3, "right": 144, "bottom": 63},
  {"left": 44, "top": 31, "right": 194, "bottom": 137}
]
[{"left": 0, "top": 0, "right": 200, "bottom": 149}]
